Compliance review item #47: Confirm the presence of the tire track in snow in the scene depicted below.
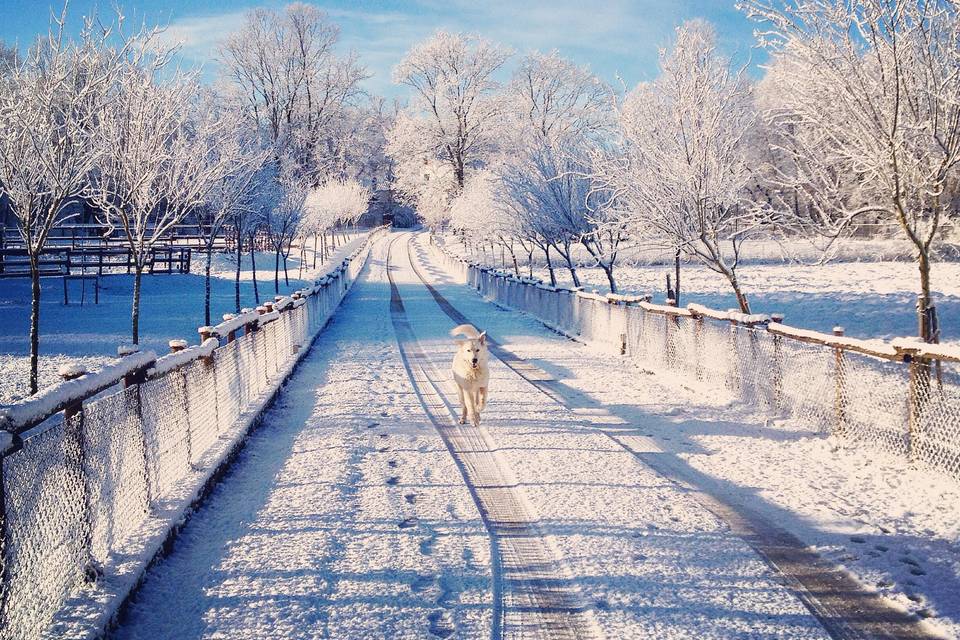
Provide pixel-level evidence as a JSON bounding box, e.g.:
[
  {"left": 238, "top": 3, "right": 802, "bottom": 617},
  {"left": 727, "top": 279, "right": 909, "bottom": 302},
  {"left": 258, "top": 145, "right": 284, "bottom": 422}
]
[
  {"left": 386, "top": 234, "right": 601, "bottom": 640},
  {"left": 405, "top": 233, "right": 943, "bottom": 640}
]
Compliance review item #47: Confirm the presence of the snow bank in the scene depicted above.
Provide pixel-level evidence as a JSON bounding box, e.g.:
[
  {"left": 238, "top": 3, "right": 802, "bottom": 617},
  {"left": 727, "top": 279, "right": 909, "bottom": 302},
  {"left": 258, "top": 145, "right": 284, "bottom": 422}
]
[{"left": 0, "top": 350, "right": 158, "bottom": 433}]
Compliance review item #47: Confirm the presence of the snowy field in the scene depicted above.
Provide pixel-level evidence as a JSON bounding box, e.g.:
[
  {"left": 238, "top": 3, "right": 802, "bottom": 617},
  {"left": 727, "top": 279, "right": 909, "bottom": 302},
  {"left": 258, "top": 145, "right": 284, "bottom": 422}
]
[
  {"left": 419, "top": 233, "right": 960, "bottom": 637},
  {"left": 0, "top": 233, "right": 366, "bottom": 404},
  {"left": 448, "top": 237, "right": 960, "bottom": 343}
]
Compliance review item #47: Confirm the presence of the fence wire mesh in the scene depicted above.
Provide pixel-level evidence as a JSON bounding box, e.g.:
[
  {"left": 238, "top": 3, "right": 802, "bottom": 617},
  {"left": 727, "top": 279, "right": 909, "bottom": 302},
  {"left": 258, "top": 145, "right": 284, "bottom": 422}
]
[
  {"left": 431, "top": 242, "right": 960, "bottom": 487},
  {"left": 0, "top": 230, "right": 382, "bottom": 640}
]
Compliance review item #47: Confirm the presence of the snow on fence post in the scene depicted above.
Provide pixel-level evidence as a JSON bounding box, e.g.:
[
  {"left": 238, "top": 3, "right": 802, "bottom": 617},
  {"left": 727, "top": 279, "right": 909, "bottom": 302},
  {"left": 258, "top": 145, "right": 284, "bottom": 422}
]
[
  {"left": 222, "top": 314, "right": 237, "bottom": 343},
  {"left": 770, "top": 313, "right": 785, "bottom": 411},
  {"left": 832, "top": 327, "right": 848, "bottom": 435}
]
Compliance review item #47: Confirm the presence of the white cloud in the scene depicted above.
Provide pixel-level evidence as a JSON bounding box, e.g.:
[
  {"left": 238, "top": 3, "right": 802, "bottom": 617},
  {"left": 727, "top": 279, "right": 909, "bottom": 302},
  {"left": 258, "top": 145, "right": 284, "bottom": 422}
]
[{"left": 156, "top": 10, "right": 249, "bottom": 61}]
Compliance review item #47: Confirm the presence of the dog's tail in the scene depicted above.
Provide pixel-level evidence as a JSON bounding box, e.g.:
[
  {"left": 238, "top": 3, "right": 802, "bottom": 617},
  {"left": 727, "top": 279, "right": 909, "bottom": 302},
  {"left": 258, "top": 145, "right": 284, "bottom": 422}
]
[{"left": 450, "top": 323, "right": 481, "bottom": 339}]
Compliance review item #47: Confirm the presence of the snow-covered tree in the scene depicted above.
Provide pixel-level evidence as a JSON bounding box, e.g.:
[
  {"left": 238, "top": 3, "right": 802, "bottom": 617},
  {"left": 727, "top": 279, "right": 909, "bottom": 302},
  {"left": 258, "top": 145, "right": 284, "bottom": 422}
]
[
  {"left": 264, "top": 170, "right": 306, "bottom": 292},
  {"left": 389, "top": 31, "right": 511, "bottom": 194},
  {"left": 391, "top": 151, "right": 459, "bottom": 230},
  {"left": 87, "top": 56, "right": 231, "bottom": 344},
  {"left": 500, "top": 51, "right": 615, "bottom": 287},
  {"left": 199, "top": 100, "right": 270, "bottom": 322},
  {"left": 595, "top": 20, "right": 758, "bottom": 309},
  {"left": 0, "top": 10, "right": 127, "bottom": 393},
  {"left": 303, "top": 178, "right": 370, "bottom": 266},
  {"left": 219, "top": 3, "right": 367, "bottom": 182},
  {"left": 742, "top": 0, "right": 960, "bottom": 340}
]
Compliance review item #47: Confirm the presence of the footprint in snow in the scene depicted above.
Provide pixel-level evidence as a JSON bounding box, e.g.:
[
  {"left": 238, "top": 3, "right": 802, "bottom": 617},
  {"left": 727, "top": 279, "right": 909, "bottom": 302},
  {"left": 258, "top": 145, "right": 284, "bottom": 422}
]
[
  {"left": 427, "top": 611, "right": 454, "bottom": 638},
  {"left": 386, "top": 476, "right": 400, "bottom": 485},
  {"left": 419, "top": 536, "right": 435, "bottom": 555},
  {"left": 404, "top": 493, "right": 417, "bottom": 504},
  {"left": 411, "top": 575, "right": 434, "bottom": 592},
  {"left": 388, "top": 460, "right": 398, "bottom": 468},
  {"left": 398, "top": 517, "right": 418, "bottom": 529}
]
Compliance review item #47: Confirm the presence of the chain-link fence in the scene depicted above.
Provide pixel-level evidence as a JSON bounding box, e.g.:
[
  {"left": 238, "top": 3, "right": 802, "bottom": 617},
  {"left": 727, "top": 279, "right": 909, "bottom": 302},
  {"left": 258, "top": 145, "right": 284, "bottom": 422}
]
[
  {"left": 431, "top": 240, "right": 960, "bottom": 489},
  {"left": 0, "top": 227, "right": 386, "bottom": 640}
]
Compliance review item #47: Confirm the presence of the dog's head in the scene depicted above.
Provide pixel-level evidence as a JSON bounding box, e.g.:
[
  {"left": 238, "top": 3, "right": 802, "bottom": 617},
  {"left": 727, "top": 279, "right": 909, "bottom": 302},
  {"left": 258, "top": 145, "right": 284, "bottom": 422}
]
[{"left": 456, "top": 332, "right": 487, "bottom": 370}]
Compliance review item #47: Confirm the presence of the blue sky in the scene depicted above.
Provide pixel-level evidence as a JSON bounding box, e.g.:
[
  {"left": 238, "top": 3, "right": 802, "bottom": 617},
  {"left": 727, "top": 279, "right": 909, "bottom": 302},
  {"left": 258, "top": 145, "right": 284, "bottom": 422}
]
[{"left": 2, "top": 0, "right": 767, "bottom": 98}]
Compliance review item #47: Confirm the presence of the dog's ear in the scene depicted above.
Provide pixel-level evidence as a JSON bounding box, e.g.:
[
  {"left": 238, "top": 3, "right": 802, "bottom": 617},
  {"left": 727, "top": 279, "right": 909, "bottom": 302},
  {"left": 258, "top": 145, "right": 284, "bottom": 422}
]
[{"left": 478, "top": 331, "right": 486, "bottom": 345}]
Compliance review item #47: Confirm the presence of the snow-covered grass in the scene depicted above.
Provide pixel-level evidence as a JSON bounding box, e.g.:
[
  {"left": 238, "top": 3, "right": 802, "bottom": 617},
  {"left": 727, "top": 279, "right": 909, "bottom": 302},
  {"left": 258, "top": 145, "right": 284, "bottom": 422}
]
[
  {"left": 445, "top": 235, "right": 960, "bottom": 343},
  {"left": 0, "top": 231, "right": 369, "bottom": 405}
]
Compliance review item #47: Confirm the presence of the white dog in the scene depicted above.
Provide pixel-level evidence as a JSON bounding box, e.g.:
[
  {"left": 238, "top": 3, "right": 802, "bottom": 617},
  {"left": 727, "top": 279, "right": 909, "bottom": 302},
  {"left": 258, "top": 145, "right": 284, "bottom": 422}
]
[{"left": 450, "top": 324, "right": 490, "bottom": 426}]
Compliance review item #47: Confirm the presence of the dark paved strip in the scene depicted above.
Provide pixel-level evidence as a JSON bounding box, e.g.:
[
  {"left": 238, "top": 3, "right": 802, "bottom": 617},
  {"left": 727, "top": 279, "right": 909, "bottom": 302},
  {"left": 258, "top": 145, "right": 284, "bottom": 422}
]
[{"left": 386, "top": 234, "right": 600, "bottom": 640}]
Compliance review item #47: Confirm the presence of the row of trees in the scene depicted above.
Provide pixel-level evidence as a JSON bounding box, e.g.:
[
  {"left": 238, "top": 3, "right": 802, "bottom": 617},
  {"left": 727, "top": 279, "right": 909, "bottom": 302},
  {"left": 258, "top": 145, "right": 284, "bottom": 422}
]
[
  {"left": 387, "top": 0, "right": 960, "bottom": 344},
  {"left": 0, "top": 4, "right": 378, "bottom": 394}
]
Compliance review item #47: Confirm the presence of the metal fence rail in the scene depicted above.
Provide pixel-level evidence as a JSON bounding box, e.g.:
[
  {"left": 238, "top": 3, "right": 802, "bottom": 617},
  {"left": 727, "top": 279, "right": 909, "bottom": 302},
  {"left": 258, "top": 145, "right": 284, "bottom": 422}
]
[
  {"left": 429, "top": 238, "right": 960, "bottom": 487},
  {"left": 0, "top": 227, "right": 387, "bottom": 640}
]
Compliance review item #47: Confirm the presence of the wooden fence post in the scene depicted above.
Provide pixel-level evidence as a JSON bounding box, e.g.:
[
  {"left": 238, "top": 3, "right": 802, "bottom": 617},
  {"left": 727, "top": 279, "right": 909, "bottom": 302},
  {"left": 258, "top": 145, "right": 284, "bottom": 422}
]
[
  {"left": 690, "top": 308, "right": 703, "bottom": 380},
  {"left": 60, "top": 366, "right": 101, "bottom": 582},
  {"left": 728, "top": 313, "right": 741, "bottom": 394},
  {"left": 222, "top": 314, "right": 237, "bottom": 343},
  {"left": 904, "top": 347, "right": 930, "bottom": 463},
  {"left": 770, "top": 313, "right": 785, "bottom": 412},
  {"left": 833, "top": 326, "right": 847, "bottom": 436},
  {"left": 119, "top": 347, "right": 155, "bottom": 508}
]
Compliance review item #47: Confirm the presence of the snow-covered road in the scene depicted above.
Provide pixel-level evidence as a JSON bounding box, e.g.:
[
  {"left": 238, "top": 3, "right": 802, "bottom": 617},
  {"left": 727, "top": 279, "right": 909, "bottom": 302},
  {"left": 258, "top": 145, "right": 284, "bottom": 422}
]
[{"left": 112, "top": 232, "right": 949, "bottom": 639}]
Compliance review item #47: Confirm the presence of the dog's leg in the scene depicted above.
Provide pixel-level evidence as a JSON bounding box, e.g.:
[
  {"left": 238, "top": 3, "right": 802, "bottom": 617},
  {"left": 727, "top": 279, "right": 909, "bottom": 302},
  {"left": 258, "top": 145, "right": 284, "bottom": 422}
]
[
  {"left": 478, "top": 387, "right": 487, "bottom": 412},
  {"left": 470, "top": 390, "right": 481, "bottom": 426},
  {"left": 457, "top": 386, "right": 467, "bottom": 425}
]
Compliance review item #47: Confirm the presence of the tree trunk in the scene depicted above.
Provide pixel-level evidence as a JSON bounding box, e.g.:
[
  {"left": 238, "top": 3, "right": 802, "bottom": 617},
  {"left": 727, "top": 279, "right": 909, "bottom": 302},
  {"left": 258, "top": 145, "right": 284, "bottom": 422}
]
[
  {"left": 250, "top": 240, "right": 260, "bottom": 304},
  {"left": 918, "top": 250, "right": 938, "bottom": 343},
  {"left": 601, "top": 264, "right": 617, "bottom": 294},
  {"left": 507, "top": 244, "right": 520, "bottom": 277},
  {"left": 527, "top": 247, "right": 534, "bottom": 278},
  {"left": 28, "top": 257, "right": 41, "bottom": 395},
  {"left": 722, "top": 267, "right": 750, "bottom": 314},
  {"left": 313, "top": 232, "right": 319, "bottom": 269},
  {"left": 674, "top": 247, "right": 681, "bottom": 307},
  {"left": 132, "top": 263, "right": 143, "bottom": 345},
  {"left": 559, "top": 245, "right": 581, "bottom": 287},
  {"left": 544, "top": 245, "right": 556, "bottom": 287},
  {"left": 283, "top": 252, "right": 289, "bottom": 285},
  {"left": 274, "top": 250, "right": 281, "bottom": 293},
  {"left": 234, "top": 230, "right": 242, "bottom": 313},
  {"left": 298, "top": 240, "right": 305, "bottom": 280},
  {"left": 204, "top": 245, "right": 213, "bottom": 326}
]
